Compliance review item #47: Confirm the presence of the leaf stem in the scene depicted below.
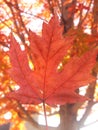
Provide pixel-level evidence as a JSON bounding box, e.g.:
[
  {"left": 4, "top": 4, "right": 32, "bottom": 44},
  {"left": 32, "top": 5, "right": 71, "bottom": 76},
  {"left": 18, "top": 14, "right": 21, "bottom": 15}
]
[{"left": 43, "top": 102, "right": 48, "bottom": 130}]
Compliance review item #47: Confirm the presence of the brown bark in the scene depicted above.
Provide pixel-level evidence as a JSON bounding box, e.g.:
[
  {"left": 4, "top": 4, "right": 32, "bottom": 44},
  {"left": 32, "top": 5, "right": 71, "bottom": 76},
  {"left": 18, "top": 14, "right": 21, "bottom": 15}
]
[
  {"left": 57, "top": 1, "right": 78, "bottom": 130},
  {"left": 57, "top": 104, "right": 79, "bottom": 130},
  {"left": 61, "top": 0, "right": 76, "bottom": 33},
  {"left": 58, "top": 1, "right": 79, "bottom": 130},
  {"left": 92, "top": 0, "right": 98, "bottom": 33}
]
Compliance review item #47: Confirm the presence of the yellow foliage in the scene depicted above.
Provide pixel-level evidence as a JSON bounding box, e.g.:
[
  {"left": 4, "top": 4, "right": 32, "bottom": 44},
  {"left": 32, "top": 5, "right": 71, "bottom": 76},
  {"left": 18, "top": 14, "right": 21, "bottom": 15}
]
[
  {"left": 94, "top": 83, "right": 98, "bottom": 101},
  {"left": 10, "top": 120, "right": 26, "bottom": 130}
]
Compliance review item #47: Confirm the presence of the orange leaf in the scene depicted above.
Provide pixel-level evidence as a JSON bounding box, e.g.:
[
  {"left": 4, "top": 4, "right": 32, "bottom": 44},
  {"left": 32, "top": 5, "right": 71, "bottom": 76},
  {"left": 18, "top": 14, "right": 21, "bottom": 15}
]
[{"left": 7, "top": 16, "right": 97, "bottom": 106}]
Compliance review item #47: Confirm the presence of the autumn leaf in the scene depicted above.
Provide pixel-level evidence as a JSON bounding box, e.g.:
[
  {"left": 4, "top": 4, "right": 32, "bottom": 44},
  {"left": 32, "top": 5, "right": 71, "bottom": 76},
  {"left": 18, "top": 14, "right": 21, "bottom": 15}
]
[{"left": 7, "top": 16, "right": 97, "bottom": 106}]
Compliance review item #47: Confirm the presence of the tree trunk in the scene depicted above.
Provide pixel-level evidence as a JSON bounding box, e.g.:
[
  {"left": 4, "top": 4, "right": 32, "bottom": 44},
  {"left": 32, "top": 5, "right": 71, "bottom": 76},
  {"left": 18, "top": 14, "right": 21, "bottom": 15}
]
[
  {"left": 58, "top": 1, "right": 79, "bottom": 130},
  {"left": 61, "top": 0, "right": 76, "bottom": 32},
  {"left": 57, "top": 104, "right": 79, "bottom": 130},
  {"left": 92, "top": 0, "right": 98, "bottom": 33}
]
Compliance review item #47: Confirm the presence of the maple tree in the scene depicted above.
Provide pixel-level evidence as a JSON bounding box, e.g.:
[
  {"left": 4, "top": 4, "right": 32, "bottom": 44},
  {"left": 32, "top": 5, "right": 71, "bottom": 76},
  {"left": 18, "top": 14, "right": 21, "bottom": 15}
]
[{"left": 0, "top": 0, "right": 98, "bottom": 130}]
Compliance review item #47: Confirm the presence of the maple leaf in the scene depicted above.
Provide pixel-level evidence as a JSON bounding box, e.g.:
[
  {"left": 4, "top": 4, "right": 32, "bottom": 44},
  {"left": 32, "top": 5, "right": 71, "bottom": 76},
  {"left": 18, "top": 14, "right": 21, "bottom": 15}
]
[{"left": 7, "top": 16, "right": 97, "bottom": 106}]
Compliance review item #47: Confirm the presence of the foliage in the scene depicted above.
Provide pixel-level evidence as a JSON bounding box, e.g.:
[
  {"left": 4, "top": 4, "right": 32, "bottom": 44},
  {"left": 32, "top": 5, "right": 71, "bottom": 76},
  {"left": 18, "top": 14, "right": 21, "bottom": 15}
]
[{"left": 0, "top": 0, "right": 98, "bottom": 130}]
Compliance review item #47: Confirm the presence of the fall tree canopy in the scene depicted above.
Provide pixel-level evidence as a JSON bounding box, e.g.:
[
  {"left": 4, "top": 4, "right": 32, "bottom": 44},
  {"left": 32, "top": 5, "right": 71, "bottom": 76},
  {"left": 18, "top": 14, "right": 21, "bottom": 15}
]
[{"left": 0, "top": 0, "right": 98, "bottom": 130}]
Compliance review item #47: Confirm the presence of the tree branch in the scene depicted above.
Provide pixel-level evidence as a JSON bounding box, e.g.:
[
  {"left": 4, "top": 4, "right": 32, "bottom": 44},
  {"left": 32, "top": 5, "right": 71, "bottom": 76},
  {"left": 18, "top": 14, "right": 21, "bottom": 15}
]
[
  {"left": 78, "top": 0, "right": 93, "bottom": 27},
  {"left": 17, "top": 102, "right": 39, "bottom": 128},
  {"left": 8, "top": 86, "right": 39, "bottom": 128},
  {"left": 78, "top": 81, "right": 96, "bottom": 127},
  {"left": 81, "top": 119, "right": 98, "bottom": 128}
]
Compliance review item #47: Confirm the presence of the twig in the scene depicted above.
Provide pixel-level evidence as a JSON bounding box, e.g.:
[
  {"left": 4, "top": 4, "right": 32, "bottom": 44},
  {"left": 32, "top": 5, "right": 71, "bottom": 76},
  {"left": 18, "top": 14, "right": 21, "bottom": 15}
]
[
  {"left": 4, "top": 0, "right": 20, "bottom": 35},
  {"left": 78, "top": 0, "right": 93, "bottom": 27},
  {"left": 3, "top": 0, "right": 26, "bottom": 43},
  {"left": 47, "top": 0, "right": 54, "bottom": 14},
  {"left": 14, "top": 0, "right": 29, "bottom": 35},
  {"left": 20, "top": 10, "right": 48, "bottom": 23}
]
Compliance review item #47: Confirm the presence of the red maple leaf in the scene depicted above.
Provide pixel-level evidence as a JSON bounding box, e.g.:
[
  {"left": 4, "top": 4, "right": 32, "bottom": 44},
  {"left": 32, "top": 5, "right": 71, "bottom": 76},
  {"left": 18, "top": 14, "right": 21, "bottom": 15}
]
[{"left": 7, "top": 16, "right": 97, "bottom": 106}]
